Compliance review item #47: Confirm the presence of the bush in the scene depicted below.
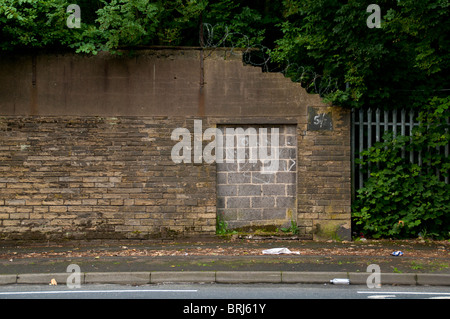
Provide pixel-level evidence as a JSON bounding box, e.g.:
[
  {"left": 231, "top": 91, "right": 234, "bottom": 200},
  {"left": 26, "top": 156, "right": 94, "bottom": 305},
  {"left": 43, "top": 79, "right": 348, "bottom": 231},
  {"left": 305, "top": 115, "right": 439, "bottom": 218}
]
[{"left": 353, "top": 96, "right": 450, "bottom": 239}]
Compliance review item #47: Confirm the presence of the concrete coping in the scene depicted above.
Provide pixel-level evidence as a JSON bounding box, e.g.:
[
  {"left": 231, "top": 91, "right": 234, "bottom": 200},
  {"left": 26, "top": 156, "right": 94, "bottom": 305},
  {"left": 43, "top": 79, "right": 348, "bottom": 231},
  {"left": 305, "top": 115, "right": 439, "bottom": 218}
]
[{"left": 1, "top": 271, "right": 450, "bottom": 286}]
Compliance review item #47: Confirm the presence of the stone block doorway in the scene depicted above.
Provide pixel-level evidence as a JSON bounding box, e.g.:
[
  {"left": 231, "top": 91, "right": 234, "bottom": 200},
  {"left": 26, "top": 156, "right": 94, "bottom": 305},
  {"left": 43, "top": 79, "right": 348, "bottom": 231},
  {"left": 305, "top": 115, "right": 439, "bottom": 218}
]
[{"left": 216, "top": 124, "right": 297, "bottom": 232}]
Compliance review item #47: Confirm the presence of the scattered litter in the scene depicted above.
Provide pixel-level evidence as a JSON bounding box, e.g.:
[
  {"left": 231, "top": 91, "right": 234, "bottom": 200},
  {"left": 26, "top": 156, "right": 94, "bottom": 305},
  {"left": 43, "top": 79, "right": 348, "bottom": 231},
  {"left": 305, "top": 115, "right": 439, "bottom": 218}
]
[
  {"left": 330, "top": 278, "right": 350, "bottom": 285},
  {"left": 262, "top": 248, "right": 300, "bottom": 255},
  {"left": 49, "top": 278, "right": 57, "bottom": 286},
  {"left": 391, "top": 251, "right": 404, "bottom": 256}
]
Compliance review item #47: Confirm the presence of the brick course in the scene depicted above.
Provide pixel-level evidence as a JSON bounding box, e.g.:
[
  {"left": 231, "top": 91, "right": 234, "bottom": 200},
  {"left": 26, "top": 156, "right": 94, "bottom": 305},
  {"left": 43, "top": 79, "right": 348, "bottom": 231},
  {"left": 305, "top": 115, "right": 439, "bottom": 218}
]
[{"left": 0, "top": 117, "right": 216, "bottom": 239}]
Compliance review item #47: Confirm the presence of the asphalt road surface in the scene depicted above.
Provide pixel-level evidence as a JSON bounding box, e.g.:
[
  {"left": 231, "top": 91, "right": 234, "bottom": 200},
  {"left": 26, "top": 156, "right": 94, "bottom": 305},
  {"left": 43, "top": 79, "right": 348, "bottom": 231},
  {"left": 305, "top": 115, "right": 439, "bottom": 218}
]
[{"left": 1, "top": 283, "right": 449, "bottom": 299}]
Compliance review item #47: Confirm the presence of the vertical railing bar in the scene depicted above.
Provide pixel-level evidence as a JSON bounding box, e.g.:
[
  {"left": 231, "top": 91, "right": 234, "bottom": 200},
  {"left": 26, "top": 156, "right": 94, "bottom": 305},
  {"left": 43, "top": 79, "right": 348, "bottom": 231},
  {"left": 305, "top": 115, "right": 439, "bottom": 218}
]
[
  {"left": 367, "top": 109, "right": 372, "bottom": 179},
  {"left": 359, "top": 108, "right": 364, "bottom": 189},
  {"left": 393, "top": 109, "right": 397, "bottom": 138},
  {"left": 375, "top": 108, "right": 380, "bottom": 170},
  {"left": 351, "top": 108, "right": 356, "bottom": 199},
  {"left": 435, "top": 114, "right": 442, "bottom": 180},
  {"left": 409, "top": 109, "right": 414, "bottom": 163},
  {"left": 401, "top": 108, "right": 406, "bottom": 135},
  {"left": 436, "top": 144, "right": 441, "bottom": 180},
  {"left": 384, "top": 110, "right": 388, "bottom": 132},
  {"left": 445, "top": 117, "right": 449, "bottom": 184},
  {"left": 427, "top": 118, "right": 431, "bottom": 175},
  {"left": 401, "top": 108, "right": 406, "bottom": 159},
  {"left": 375, "top": 108, "right": 380, "bottom": 142},
  {"left": 367, "top": 109, "right": 372, "bottom": 149},
  {"left": 418, "top": 115, "right": 422, "bottom": 167},
  {"left": 384, "top": 110, "right": 389, "bottom": 150}
]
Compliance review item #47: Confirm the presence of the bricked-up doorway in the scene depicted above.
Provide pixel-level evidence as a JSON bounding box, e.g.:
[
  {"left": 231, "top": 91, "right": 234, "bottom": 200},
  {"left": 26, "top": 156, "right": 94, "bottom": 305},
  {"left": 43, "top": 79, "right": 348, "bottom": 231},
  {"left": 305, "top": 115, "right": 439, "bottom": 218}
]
[
  {"left": 216, "top": 124, "right": 297, "bottom": 231},
  {"left": 0, "top": 49, "right": 351, "bottom": 241}
]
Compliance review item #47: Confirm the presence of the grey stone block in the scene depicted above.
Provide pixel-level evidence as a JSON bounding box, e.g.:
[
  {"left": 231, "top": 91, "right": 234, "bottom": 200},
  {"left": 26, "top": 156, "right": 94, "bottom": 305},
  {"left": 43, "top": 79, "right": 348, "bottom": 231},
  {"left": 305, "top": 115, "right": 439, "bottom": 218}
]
[
  {"left": 348, "top": 272, "right": 370, "bottom": 285},
  {"left": 217, "top": 185, "right": 237, "bottom": 196},
  {"left": 222, "top": 209, "right": 237, "bottom": 220},
  {"left": 238, "top": 161, "right": 262, "bottom": 172},
  {"left": 380, "top": 273, "right": 417, "bottom": 285},
  {"left": 227, "top": 173, "right": 251, "bottom": 184},
  {"left": 17, "top": 273, "right": 73, "bottom": 285},
  {"left": 350, "top": 272, "right": 417, "bottom": 286},
  {"left": 279, "top": 148, "right": 296, "bottom": 160},
  {"left": 285, "top": 125, "right": 297, "bottom": 135},
  {"left": 217, "top": 163, "right": 238, "bottom": 171},
  {"left": 251, "top": 172, "right": 275, "bottom": 184},
  {"left": 227, "top": 197, "right": 250, "bottom": 208},
  {"left": 276, "top": 172, "right": 296, "bottom": 183},
  {"left": 238, "top": 185, "right": 261, "bottom": 196},
  {"left": 151, "top": 271, "right": 215, "bottom": 283},
  {"left": 251, "top": 197, "right": 275, "bottom": 208},
  {"left": 85, "top": 272, "right": 150, "bottom": 284},
  {"left": 417, "top": 274, "right": 450, "bottom": 286},
  {"left": 282, "top": 272, "right": 349, "bottom": 284},
  {"left": 237, "top": 208, "right": 262, "bottom": 221},
  {"left": 285, "top": 184, "right": 296, "bottom": 196},
  {"left": 262, "top": 208, "right": 287, "bottom": 219},
  {"left": 217, "top": 172, "right": 227, "bottom": 184},
  {"left": 285, "top": 135, "right": 297, "bottom": 146},
  {"left": 262, "top": 184, "right": 285, "bottom": 196},
  {"left": 0, "top": 274, "right": 17, "bottom": 285},
  {"left": 276, "top": 197, "right": 296, "bottom": 208},
  {"left": 217, "top": 197, "right": 225, "bottom": 208},
  {"left": 216, "top": 271, "right": 281, "bottom": 283}
]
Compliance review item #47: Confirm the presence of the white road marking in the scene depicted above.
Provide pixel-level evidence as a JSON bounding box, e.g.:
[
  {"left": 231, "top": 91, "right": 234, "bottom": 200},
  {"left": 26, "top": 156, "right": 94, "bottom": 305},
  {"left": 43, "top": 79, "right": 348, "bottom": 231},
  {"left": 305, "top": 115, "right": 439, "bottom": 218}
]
[
  {"left": 358, "top": 291, "right": 450, "bottom": 296},
  {"left": 0, "top": 289, "right": 198, "bottom": 295},
  {"left": 367, "top": 295, "right": 396, "bottom": 299}
]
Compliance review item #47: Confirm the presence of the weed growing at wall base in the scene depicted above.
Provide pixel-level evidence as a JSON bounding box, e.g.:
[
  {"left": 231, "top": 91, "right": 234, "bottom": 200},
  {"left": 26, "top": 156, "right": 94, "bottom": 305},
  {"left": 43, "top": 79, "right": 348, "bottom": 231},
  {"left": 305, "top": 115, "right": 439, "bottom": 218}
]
[{"left": 216, "top": 212, "right": 237, "bottom": 235}]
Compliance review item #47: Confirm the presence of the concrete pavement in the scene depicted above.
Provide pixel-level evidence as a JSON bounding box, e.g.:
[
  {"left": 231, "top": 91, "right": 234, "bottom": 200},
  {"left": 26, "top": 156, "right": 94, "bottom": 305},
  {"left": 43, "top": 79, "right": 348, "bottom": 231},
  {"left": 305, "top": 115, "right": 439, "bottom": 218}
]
[
  {"left": 2, "top": 271, "right": 450, "bottom": 286},
  {"left": 1, "top": 238, "right": 449, "bottom": 287}
]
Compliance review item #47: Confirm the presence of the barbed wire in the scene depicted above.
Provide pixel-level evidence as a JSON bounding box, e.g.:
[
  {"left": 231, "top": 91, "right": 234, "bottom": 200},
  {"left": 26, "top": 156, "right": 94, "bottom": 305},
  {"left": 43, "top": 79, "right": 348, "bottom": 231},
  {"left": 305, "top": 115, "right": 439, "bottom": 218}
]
[{"left": 199, "top": 23, "right": 340, "bottom": 97}]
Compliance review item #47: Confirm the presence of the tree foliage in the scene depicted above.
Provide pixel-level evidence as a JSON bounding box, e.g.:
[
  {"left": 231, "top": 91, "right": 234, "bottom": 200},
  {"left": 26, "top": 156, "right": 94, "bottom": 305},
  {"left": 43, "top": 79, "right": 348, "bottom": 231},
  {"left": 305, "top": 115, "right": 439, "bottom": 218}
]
[
  {"left": 0, "top": 0, "right": 279, "bottom": 53},
  {"left": 270, "top": 0, "right": 450, "bottom": 110},
  {"left": 0, "top": 0, "right": 77, "bottom": 51}
]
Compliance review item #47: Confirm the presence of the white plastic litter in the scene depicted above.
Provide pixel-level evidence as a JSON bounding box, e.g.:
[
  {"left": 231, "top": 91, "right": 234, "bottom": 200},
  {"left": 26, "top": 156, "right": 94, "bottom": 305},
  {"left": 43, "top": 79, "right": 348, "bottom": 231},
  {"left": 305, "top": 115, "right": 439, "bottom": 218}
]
[
  {"left": 262, "top": 248, "right": 300, "bottom": 255},
  {"left": 391, "top": 251, "right": 404, "bottom": 256},
  {"left": 330, "top": 278, "right": 350, "bottom": 285}
]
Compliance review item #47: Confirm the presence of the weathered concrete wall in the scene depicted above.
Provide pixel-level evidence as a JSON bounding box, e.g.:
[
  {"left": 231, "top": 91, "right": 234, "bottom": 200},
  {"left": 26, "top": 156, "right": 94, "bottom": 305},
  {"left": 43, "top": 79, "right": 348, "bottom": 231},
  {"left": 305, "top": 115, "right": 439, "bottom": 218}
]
[
  {"left": 0, "top": 48, "right": 351, "bottom": 240},
  {"left": 0, "top": 49, "right": 320, "bottom": 117}
]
